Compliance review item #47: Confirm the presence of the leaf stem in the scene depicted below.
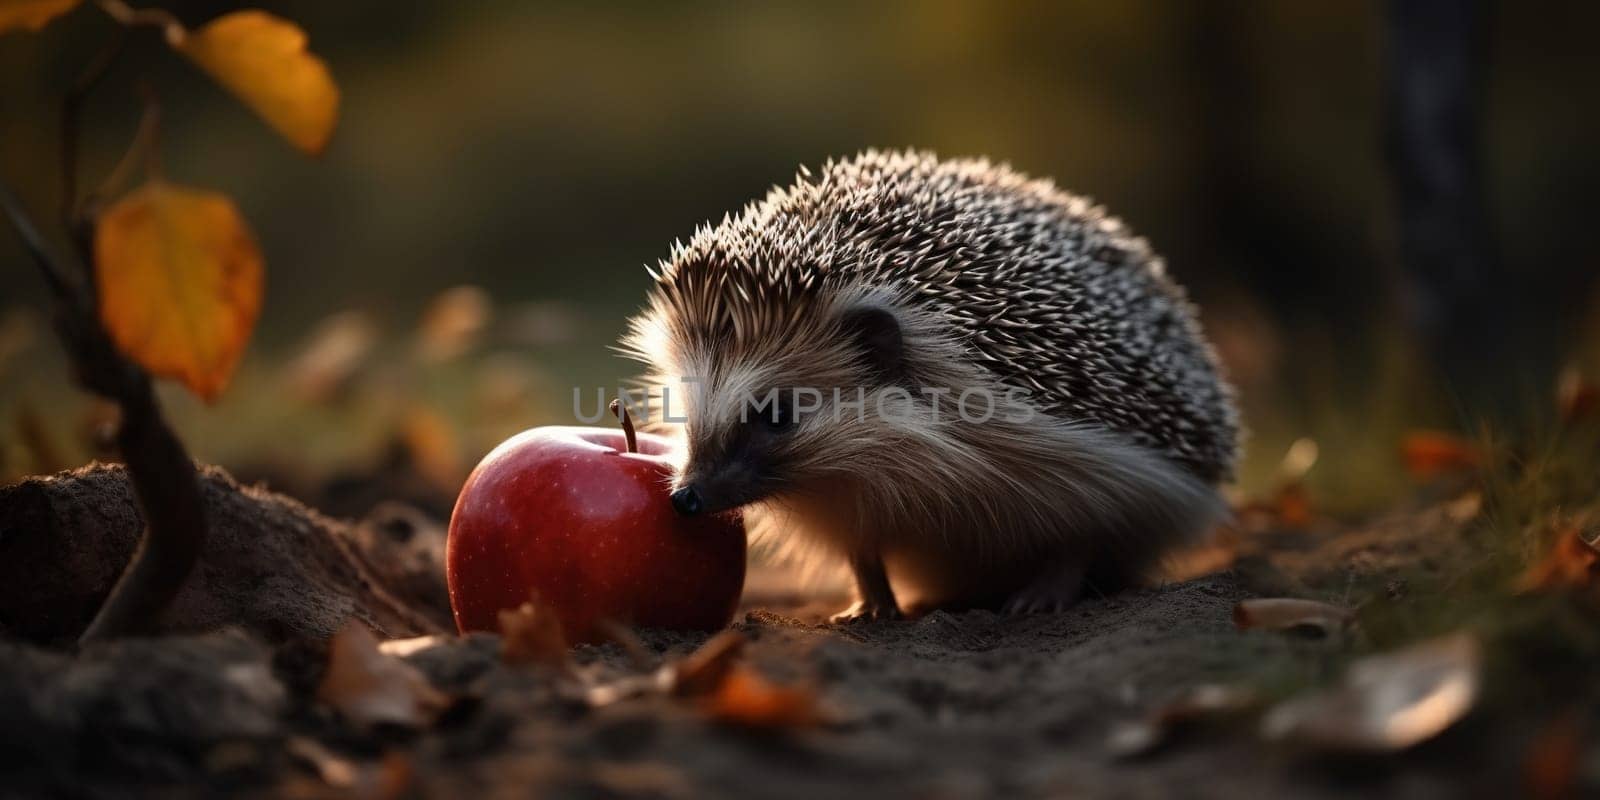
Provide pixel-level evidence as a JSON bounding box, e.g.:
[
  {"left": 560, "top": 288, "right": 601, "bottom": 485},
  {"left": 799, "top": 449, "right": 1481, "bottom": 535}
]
[
  {"left": 61, "top": 28, "right": 127, "bottom": 236},
  {"left": 94, "top": 82, "right": 162, "bottom": 200}
]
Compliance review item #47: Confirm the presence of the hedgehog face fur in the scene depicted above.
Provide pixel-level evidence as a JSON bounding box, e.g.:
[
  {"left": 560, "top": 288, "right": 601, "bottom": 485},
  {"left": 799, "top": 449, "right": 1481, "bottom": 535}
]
[{"left": 623, "top": 150, "right": 1239, "bottom": 620}]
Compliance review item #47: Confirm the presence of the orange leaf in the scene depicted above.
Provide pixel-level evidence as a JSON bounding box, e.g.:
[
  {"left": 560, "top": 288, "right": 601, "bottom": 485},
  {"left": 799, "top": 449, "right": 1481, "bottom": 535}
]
[
  {"left": 1524, "top": 714, "right": 1584, "bottom": 800},
  {"left": 1400, "top": 430, "right": 1482, "bottom": 479},
  {"left": 498, "top": 599, "right": 571, "bottom": 671},
  {"left": 316, "top": 622, "right": 451, "bottom": 729},
  {"left": 700, "top": 664, "right": 820, "bottom": 729},
  {"left": 668, "top": 630, "right": 746, "bottom": 697},
  {"left": 94, "top": 181, "right": 263, "bottom": 402},
  {"left": 0, "top": 0, "right": 79, "bottom": 33},
  {"left": 1517, "top": 526, "right": 1600, "bottom": 593},
  {"left": 1557, "top": 367, "right": 1600, "bottom": 424},
  {"left": 176, "top": 10, "right": 339, "bottom": 155}
]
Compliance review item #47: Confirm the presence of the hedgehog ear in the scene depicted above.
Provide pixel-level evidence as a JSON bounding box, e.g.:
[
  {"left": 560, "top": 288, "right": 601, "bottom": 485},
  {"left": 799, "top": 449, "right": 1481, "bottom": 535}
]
[{"left": 839, "top": 305, "right": 905, "bottom": 384}]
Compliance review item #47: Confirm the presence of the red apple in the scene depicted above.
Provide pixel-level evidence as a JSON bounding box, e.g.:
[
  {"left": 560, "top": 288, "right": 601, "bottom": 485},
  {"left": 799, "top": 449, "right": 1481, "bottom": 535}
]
[{"left": 446, "top": 410, "right": 745, "bottom": 644}]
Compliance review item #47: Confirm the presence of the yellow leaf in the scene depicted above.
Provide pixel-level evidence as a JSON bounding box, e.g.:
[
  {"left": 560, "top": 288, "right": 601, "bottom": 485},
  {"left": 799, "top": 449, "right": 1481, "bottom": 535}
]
[
  {"left": 0, "top": 0, "right": 79, "bottom": 33},
  {"left": 94, "top": 181, "right": 263, "bottom": 402},
  {"left": 177, "top": 10, "right": 339, "bottom": 155}
]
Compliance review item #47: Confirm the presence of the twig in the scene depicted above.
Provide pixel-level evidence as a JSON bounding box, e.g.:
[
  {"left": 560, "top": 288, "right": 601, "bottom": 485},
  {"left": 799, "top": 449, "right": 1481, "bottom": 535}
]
[
  {"left": 8, "top": 27, "right": 212, "bottom": 642},
  {"left": 61, "top": 29, "right": 127, "bottom": 234},
  {"left": 92, "top": 81, "right": 162, "bottom": 203},
  {"left": 3, "top": 173, "right": 207, "bottom": 642}
]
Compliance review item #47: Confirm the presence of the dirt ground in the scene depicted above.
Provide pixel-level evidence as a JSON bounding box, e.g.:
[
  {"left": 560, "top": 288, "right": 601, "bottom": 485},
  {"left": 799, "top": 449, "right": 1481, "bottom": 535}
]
[{"left": 0, "top": 465, "right": 1562, "bottom": 798}]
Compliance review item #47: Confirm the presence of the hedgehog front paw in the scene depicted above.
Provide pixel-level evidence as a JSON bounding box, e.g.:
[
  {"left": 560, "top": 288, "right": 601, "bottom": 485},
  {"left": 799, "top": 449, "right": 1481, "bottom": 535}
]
[{"left": 829, "top": 599, "right": 903, "bottom": 624}]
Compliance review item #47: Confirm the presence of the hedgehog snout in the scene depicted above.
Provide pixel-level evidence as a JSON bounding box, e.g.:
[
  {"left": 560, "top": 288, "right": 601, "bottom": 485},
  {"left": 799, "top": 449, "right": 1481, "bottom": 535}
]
[{"left": 671, "top": 459, "right": 765, "bottom": 517}]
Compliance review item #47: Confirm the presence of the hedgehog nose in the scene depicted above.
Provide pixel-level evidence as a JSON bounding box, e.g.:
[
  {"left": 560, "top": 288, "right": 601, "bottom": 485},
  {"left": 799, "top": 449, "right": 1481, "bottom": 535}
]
[{"left": 670, "top": 486, "right": 704, "bottom": 516}]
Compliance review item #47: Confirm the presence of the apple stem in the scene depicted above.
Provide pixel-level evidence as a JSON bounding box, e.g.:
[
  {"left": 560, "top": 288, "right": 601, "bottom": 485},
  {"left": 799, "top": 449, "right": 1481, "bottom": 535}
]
[{"left": 609, "top": 398, "right": 638, "bottom": 454}]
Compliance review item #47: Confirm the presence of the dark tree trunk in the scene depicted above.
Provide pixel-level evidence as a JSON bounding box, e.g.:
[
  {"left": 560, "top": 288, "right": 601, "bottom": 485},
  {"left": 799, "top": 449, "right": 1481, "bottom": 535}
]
[{"left": 1384, "top": 0, "right": 1510, "bottom": 414}]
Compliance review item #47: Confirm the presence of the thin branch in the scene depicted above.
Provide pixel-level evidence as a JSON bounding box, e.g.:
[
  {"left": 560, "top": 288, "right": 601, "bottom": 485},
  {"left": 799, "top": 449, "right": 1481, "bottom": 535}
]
[
  {"left": 92, "top": 82, "right": 162, "bottom": 204},
  {"left": 34, "top": 23, "right": 208, "bottom": 642},
  {"left": 61, "top": 29, "right": 128, "bottom": 231}
]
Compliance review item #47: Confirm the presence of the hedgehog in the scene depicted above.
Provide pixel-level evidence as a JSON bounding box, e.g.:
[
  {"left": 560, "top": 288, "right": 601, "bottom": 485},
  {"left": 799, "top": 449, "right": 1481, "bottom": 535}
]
[{"left": 621, "top": 150, "right": 1239, "bottom": 621}]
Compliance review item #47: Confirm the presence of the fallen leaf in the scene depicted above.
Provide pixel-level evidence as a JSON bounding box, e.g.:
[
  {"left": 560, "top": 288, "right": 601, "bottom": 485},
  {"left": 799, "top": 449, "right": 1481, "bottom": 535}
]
[
  {"left": 700, "top": 664, "right": 820, "bottom": 729},
  {"left": 285, "top": 736, "right": 359, "bottom": 789},
  {"left": 377, "top": 634, "right": 453, "bottom": 659},
  {"left": 1277, "top": 437, "right": 1319, "bottom": 482},
  {"left": 1443, "top": 491, "right": 1483, "bottom": 524},
  {"left": 1273, "top": 482, "right": 1313, "bottom": 528},
  {"left": 1261, "top": 633, "right": 1481, "bottom": 751},
  {"left": 1401, "top": 430, "right": 1482, "bottom": 479},
  {"left": 0, "top": 0, "right": 79, "bottom": 33},
  {"left": 176, "top": 10, "right": 339, "bottom": 155},
  {"left": 95, "top": 180, "right": 263, "bottom": 401},
  {"left": 582, "top": 673, "right": 672, "bottom": 708},
  {"left": 665, "top": 630, "right": 746, "bottom": 697},
  {"left": 285, "top": 310, "right": 377, "bottom": 402},
  {"left": 316, "top": 622, "right": 451, "bottom": 729},
  {"left": 369, "top": 751, "right": 415, "bottom": 800},
  {"left": 499, "top": 599, "right": 571, "bottom": 671},
  {"left": 1233, "top": 598, "right": 1354, "bottom": 637},
  {"left": 593, "top": 618, "right": 657, "bottom": 670},
  {"left": 1557, "top": 367, "right": 1600, "bottom": 424},
  {"left": 1107, "top": 684, "right": 1260, "bottom": 758},
  {"left": 416, "top": 285, "right": 491, "bottom": 363},
  {"left": 1524, "top": 714, "right": 1584, "bottom": 800},
  {"left": 400, "top": 406, "right": 463, "bottom": 490},
  {"left": 1517, "top": 525, "right": 1600, "bottom": 593}
]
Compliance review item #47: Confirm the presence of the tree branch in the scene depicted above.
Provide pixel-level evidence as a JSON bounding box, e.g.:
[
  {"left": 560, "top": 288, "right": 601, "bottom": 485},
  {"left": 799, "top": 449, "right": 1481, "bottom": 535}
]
[{"left": 3, "top": 29, "right": 213, "bottom": 642}]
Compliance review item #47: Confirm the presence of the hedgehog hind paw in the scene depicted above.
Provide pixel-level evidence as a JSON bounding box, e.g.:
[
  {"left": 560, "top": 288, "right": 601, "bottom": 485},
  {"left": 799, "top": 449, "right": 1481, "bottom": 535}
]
[
  {"left": 829, "top": 599, "right": 903, "bottom": 624},
  {"left": 1002, "top": 561, "right": 1088, "bottom": 616}
]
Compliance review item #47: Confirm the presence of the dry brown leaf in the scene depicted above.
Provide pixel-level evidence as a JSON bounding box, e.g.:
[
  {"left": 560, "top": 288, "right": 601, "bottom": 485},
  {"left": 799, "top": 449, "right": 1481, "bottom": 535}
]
[
  {"left": 316, "top": 621, "right": 450, "bottom": 729},
  {"left": 1273, "top": 482, "right": 1313, "bottom": 528},
  {"left": 286, "top": 310, "right": 377, "bottom": 402},
  {"left": 285, "top": 736, "right": 359, "bottom": 789},
  {"left": 369, "top": 751, "right": 415, "bottom": 800},
  {"left": 1557, "top": 367, "right": 1600, "bottom": 424},
  {"left": 1261, "top": 633, "right": 1481, "bottom": 751},
  {"left": 400, "top": 406, "right": 463, "bottom": 490},
  {"left": 415, "top": 285, "right": 491, "bottom": 363},
  {"left": 1401, "top": 430, "right": 1483, "bottom": 479},
  {"left": 0, "top": 0, "right": 78, "bottom": 32},
  {"left": 700, "top": 664, "right": 820, "bottom": 729},
  {"left": 376, "top": 634, "right": 452, "bottom": 659},
  {"left": 1524, "top": 714, "right": 1584, "bottom": 800},
  {"left": 499, "top": 600, "right": 571, "bottom": 671},
  {"left": 95, "top": 180, "right": 263, "bottom": 402},
  {"left": 666, "top": 630, "right": 747, "bottom": 697},
  {"left": 1107, "top": 684, "right": 1260, "bottom": 758},
  {"left": 1517, "top": 525, "right": 1600, "bottom": 593},
  {"left": 176, "top": 10, "right": 339, "bottom": 155},
  {"left": 1233, "top": 598, "right": 1354, "bottom": 637}
]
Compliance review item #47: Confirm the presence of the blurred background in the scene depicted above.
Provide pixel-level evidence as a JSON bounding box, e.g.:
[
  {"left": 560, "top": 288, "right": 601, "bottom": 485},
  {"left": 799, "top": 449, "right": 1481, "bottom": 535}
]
[{"left": 3, "top": 1, "right": 1598, "bottom": 519}]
